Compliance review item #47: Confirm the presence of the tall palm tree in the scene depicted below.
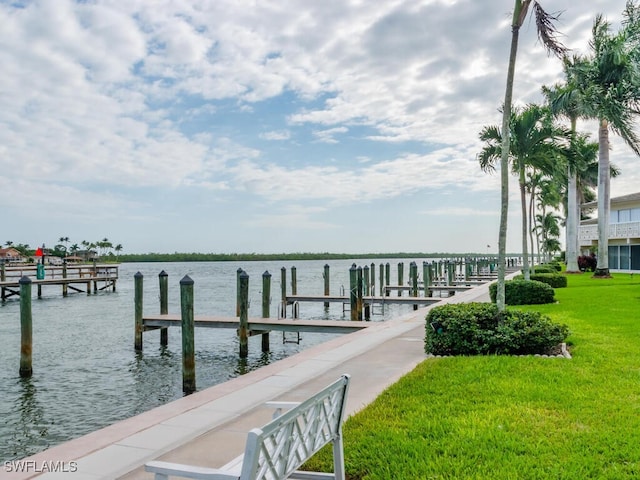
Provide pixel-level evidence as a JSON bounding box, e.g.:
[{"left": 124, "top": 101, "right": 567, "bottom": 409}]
[
  {"left": 568, "top": 2, "right": 640, "bottom": 277},
  {"left": 495, "top": 0, "right": 566, "bottom": 310},
  {"left": 542, "top": 61, "right": 587, "bottom": 273},
  {"left": 479, "top": 104, "right": 567, "bottom": 282}
]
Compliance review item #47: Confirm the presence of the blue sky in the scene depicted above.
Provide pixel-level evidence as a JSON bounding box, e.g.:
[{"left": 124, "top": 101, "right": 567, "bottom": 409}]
[{"left": 1, "top": 0, "right": 637, "bottom": 254}]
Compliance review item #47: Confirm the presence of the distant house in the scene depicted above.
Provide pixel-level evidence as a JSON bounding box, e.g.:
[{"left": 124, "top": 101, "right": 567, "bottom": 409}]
[
  {"left": 579, "top": 192, "right": 640, "bottom": 271},
  {"left": 0, "top": 247, "right": 26, "bottom": 264}
]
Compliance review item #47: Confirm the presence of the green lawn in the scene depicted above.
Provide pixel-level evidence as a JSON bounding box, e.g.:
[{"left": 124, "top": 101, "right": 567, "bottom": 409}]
[{"left": 307, "top": 273, "right": 640, "bottom": 479}]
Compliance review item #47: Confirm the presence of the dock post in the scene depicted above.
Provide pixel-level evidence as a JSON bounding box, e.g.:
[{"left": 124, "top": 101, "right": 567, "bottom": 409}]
[
  {"left": 159, "top": 270, "right": 169, "bottom": 346},
  {"left": 92, "top": 259, "right": 97, "bottom": 294},
  {"left": 134, "top": 272, "right": 144, "bottom": 351},
  {"left": 379, "top": 263, "right": 384, "bottom": 297},
  {"left": 363, "top": 265, "right": 370, "bottom": 297},
  {"left": 385, "top": 263, "right": 390, "bottom": 296},
  {"left": 1, "top": 260, "right": 5, "bottom": 301},
  {"left": 370, "top": 262, "right": 375, "bottom": 296},
  {"left": 423, "top": 261, "right": 432, "bottom": 297},
  {"left": 349, "top": 264, "right": 357, "bottom": 321},
  {"left": 62, "top": 260, "right": 68, "bottom": 297},
  {"left": 357, "top": 266, "right": 364, "bottom": 321},
  {"left": 180, "top": 275, "right": 196, "bottom": 394},
  {"left": 261, "top": 271, "right": 271, "bottom": 352},
  {"left": 19, "top": 276, "right": 33, "bottom": 377},
  {"left": 397, "top": 262, "right": 404, "bottom": 296},
  {"left": 236, "top": 268, "right": 243, "bottom": 317},
  {"left": 280, "top": 267, "right": 287, "bottom": 318},
  {"left": 362, "top": 265, "right": 370, "bottom": 320},
  {"left": 238, "top": 271, "right": 249, "bottom": 358},
  {"left": 410, "top": 262, "right": 418, "bottom": 310},
  {"left": 323, "top": 264, "right": 330, "bottom": 308},
  {"left": 291, "top": 266, "right": 297, "bottom": 295}
]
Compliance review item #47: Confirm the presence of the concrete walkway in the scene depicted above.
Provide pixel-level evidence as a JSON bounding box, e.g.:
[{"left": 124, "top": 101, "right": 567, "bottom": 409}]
[{"left": 9, "top": 279, "right": 497, "bottom": 480}]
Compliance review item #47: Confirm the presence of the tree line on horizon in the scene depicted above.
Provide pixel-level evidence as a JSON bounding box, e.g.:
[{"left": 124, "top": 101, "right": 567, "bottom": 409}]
[
  {"left": 3, "top": 237, "right": 123, "bottom": 259},
  {"left": 114, "top": 251, "right": 502, "bottom": 263}
]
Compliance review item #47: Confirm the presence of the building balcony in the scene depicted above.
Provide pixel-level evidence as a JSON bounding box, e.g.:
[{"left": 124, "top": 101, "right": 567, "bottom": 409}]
[{"left": 579, "top": 221, "right": 640, "bottom": 243}]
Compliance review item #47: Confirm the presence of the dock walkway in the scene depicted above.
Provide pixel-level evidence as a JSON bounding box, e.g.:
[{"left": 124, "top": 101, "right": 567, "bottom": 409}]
[
  {"left": 15, "top": 274, "right": 513, "bottom": 480},
  {"left": 0, "top": 264, "right": 118, "bottom": 300}
]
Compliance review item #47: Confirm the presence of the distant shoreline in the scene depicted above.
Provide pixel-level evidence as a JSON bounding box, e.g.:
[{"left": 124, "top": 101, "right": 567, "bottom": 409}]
[{"left": 115, "top": 252, "right": 506, "bottom": 263}]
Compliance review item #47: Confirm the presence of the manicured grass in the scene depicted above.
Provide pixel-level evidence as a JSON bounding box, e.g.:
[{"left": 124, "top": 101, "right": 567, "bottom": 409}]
[{"left": 306, "top": 273, "right": 640, "bottom": 479}]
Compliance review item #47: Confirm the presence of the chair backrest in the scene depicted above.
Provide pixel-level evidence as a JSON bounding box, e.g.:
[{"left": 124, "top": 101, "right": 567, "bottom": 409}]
[{"left": 240, "top": 374, "right": 350, "bottom": 480}]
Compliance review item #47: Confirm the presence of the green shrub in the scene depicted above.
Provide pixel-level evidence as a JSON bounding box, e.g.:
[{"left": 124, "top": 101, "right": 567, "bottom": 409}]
[
  {"left": 530, "top": 265, "right": 556, "bottom": 274},
  {"left": 489, "top": 279, "right": 555, "bottom": 305},
  {"left": 424, "top": 302, "right": 569, "bottom": 356},
  {"left": 513, "top": 273, "right": 567, "bottom": 288}
]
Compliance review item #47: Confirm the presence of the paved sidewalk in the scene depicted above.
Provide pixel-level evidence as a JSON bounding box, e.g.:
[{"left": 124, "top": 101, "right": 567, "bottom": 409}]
[{"left": 12, "top": 280, "right": 496, "bottom": 480}]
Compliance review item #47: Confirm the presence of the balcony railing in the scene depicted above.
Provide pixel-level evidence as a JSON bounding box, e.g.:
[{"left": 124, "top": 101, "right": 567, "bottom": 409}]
[{"left": 579, "top": 221, "right": 640, "bottom": 242}]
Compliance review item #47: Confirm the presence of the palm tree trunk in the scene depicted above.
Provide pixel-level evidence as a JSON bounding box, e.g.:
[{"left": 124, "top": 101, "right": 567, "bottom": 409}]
[
  {"left": 520, "top": 170, "right": 530, "bottom": 280},
  {"left": 528, "top": 185, "right": 536, "bottom": 266},
  {"left": 594, "top": 118, "right": 611, "bottom": 277},
  {"left": 565, "top": 169, "right": 580, "bottom": 271},
  {"left": 497, "top": 2, "right": 530, "bottom": 310},
  {"left": 566, "top": 117, "right": 581, "bottom": 273}
]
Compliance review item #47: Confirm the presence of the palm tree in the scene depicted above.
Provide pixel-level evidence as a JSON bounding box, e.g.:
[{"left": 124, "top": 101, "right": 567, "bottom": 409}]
[
  {"left": 494, "top": 0, "right": 566, "bottom": 310},
  {"left": 568, "top": 2, "right": 640, "bottom": 277},
  {"left": 542, "top": 61, "right": 586, "bottom": 273},
  {"left": 5, "top": 241, "right": 13, "bottom": 247},
  {"left": 535, "top": 211, "right": 562, "bottom": 261},
  {"left": 114, "top": 244, "right": 123, "bottom": 257},
  {"left": 479, "top": 104, "right": 567, "bottom": 282}
]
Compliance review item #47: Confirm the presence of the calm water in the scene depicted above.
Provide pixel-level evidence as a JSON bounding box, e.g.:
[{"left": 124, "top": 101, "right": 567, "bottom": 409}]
[{"left": 0, "top": 259, "right": 425, "bottom": 462}]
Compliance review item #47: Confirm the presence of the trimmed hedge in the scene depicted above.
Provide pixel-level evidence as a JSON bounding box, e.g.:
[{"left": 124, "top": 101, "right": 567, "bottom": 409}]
[
  {"left": 513, "top": 273, "right": 567, "bottom": 288},
  {"left": 424, "top": 302, "right": 569, "bottom": 356},
  {"left": 489, "top": 279, "right": 555, "bottom": 305}
]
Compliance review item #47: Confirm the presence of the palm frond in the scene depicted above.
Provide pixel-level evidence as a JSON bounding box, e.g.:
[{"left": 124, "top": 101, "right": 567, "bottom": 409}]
[{"left": 533, "top": 2, "right": 568, "bottom": 58}]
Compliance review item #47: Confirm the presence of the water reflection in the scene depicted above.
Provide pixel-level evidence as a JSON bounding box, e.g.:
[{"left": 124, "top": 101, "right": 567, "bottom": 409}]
[{"left": 6, "top": 377, "right": 51, "bottom": 459}]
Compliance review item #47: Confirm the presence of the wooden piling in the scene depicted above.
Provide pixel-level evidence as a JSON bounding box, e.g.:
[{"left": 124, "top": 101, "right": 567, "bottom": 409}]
[
  {"left": 261, "top": 270, "right": 271, "bottom": 352},
  {"left": 379, "top": 263, "right": 384, "bottom": 297},
  {"left": 236, "top": 268, "right": 243, "bottom": 317},
  {"left": 363, "top": 265, "right": 370, "bottom": 320},
  {"left": 0, "top": 259, "right": 5, "bottom": 282},
  {"left": 238, "top": 271, "right": 249, "bottom": 358},
  {"left": 363, "top": 265, "right": 370, "bottom": 297},
  {"left": 280, "top": 267, "right": 287, "bottom": 318},
  {"left": 323, "top": 264, "right": 330, "bottom": 308},
  {"left": 349, "top": 265, "right": 357, "bottom": 321},
  {"left": 423, "top": 261, "right": 432, "bottom": 297},
  {"left": 62, "top": 261, "right": 68, "bottom": 297},
  {"left": 159, "top": 270, "right": 169, "bottom": 346},
  {"left": 385, "top": 263, "right": 390, "bottom": 296},
  {"left": 410, "top": 262, "right": 418, "bottom": 310},
  {"left": 134, "top": 272, "right": 143, "bottom": 351},
  {"left": 19, "top": 276, "right": 33, "bottom": 377},
  {"left": 180, "top": 275, "right": 196, "bottom": 393},
  {"left": 291, "top": 266, "right": 297, "bottom": 296},
  {"left": 357, "top": 266, "right": 363, "bottom": 321},
  {"left": 397, "top": 262, "right": 404, "bottom": 296}
]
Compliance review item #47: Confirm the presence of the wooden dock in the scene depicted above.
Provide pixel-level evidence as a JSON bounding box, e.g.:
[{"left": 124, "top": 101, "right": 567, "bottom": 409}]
[
  {"left": 143, "top": 314, "right": 371, "bottom": 334},
  {"left": 285, "top": 294, "right": 442, "bottom": 306},
  {"left": 1, "top": 264, "right": 118, "bottom": 300}
]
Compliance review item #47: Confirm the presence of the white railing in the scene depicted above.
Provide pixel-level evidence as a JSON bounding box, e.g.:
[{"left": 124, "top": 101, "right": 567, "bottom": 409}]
[{"left": 579, "top": 221, "right": 640, "bottom": 242}]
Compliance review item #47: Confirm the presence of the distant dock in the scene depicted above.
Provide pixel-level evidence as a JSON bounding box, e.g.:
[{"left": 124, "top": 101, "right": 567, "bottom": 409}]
[{"left": 0, "top": 263, "right": 119, "bottom": 300}]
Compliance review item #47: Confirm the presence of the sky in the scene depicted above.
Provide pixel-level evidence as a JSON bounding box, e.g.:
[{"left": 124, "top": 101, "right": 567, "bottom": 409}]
[{"left": 1, "top": 0, "right": 638, "bottom": 255}]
